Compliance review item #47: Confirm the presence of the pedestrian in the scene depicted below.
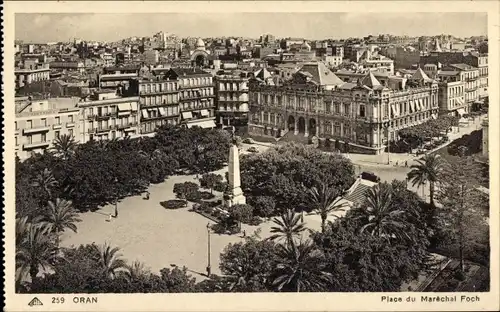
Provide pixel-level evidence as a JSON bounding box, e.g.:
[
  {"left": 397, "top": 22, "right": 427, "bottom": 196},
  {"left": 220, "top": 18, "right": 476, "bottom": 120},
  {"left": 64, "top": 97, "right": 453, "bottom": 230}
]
[
  {"left": 243, "top": 230, "right": 246, "bottom": 237},
  {"left": 145, "top": 191, "right": 150, "bottom": 200},
  {"left": 108, "top": 213, "right": 112, "bottom": 222},
  {"left": 405, "top": 160, "right": 408, "bottom": 167},
  {"left": 396, "top": 160, "right": 399, "bottom": 167}
]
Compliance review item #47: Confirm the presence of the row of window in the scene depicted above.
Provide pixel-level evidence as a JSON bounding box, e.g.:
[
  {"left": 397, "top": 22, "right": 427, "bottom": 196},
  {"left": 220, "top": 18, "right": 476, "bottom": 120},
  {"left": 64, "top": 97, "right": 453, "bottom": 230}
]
[
  {"left": 15, "top": 115, "right": 76, "bottom": 130},
  {"left": 88, "top": 117, "right": 137, "bottom": 129},
  {"left": 15, "top": 129, "right": 74, "bottom": 146},
  {"left": 180, "top": 100, "right": 213, "bottom": 111},
  {"left": 140, "top": 94, "right": 178, "bottom": 106},
  {"left": 140, "top": 82, "right": 178, "bottom": 93},
  {"left": 180, "top": 88, "right": 213, "bottom": 99},
  {"left": 179, "top": 77, "right": 213, "bottom": 87},
  {"left": 89, "top": 130, "right": 132, "bottom": 142},
  {"left": 141, "top": 119, "right": 178, "bottom": 133},
  {"left": 218, "top": 82, "right": 248, "bottom": 91}
]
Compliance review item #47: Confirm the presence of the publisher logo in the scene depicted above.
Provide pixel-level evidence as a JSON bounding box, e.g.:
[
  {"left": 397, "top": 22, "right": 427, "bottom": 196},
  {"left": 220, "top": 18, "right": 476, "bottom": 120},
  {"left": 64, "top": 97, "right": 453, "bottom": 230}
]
[{"left": 28, "top": 297, "right": 43, "bottom": 307}]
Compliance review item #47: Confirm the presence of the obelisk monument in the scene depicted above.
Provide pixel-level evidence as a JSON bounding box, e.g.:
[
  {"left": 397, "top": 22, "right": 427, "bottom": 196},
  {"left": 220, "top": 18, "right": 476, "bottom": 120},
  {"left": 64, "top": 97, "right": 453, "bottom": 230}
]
[{"left": 225, "top": 128, "right": 246, "bottom": 207}]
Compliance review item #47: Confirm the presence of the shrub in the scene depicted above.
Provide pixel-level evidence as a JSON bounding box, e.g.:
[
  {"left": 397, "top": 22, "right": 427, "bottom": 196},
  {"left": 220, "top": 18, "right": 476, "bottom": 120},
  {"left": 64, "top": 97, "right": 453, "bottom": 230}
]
[
  {"left": 229, "top": 204, "right": 254, "bottom": 224},
  {"left": 248, "top": 196, "right": 276, "bottom": 218},
  {"left": 160, "top": 200, "right": 187, "bottom": 209},
  {"left": 454, "top": 269, "right": 466, "bottom": 281},
  {"left": 214, "top": 181, "right": 229, "bottom": 193},
  {"left": 200, "top": 191, "right": 216, "bottom": 200}
]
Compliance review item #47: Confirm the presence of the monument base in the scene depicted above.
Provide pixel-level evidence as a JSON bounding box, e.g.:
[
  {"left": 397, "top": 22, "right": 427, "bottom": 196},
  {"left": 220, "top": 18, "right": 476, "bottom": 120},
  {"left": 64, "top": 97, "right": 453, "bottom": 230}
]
[{"left": 224, "top": 187, "right": 246, "bottom": 207}]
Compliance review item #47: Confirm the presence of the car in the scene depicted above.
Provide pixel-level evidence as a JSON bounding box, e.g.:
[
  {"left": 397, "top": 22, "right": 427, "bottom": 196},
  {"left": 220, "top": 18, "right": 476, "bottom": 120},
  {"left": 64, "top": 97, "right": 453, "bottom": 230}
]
[
  {"left": 361, "top": 171, "right": 381, "bottom": 183},
  {"left": 247, "top": 146, "right": 259, "bottom": 153}
]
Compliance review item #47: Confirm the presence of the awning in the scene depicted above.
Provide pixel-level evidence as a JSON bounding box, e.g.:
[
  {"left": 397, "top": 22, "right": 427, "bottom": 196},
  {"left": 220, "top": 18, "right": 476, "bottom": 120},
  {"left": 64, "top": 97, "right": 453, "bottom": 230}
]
[
  {"left": 130, "top": 102, "right": 138, "bottom": 111},
  {"left": 182, "top": 111, "right": 193, "bottom": 120},
  {"left": 390, "top": 105, "right": 398, "bottom": 117},
  {"left": 419, "top": 99, "right": 424, "bottom": 110},
  {"left": 457, "top": 108, "right": 466, "bottom": 116},
  {"left": 200, "top": 109, "right": 209, "bottom": 117},
  {"left": 456, "top": 98, "right": 464, "bottom": 106},
  {"left": 415, "top": 100, "right": 421, "bottom": 111},
  {"left": 187, "top": 120, "right": 216, "bottom": 129},
  {"left": 159, "top": 107, "right": 167, "bottom": 116},
  {"left": 118, "top": 111, "right": 131, "bottom": 116},
  {"left": 141, "top": 109, "right": 149, "bottom": 118},
  {"left": 431, "top": 114, "right": 437, "bottom": 120},
  {"left": 118, "top": 103, "right": 131, "bottom": 111},
  {"left": 409, "top": 101, "right": 415, "bottom": 113}
]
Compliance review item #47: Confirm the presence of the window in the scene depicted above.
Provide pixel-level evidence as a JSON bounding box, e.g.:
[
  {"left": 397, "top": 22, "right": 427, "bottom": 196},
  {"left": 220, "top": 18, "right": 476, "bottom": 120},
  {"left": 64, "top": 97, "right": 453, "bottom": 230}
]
[
  {"left": 89, "top": 134, "right": 94, "bottom": 141},
  {"left": 55, "top": 116, "right": 60, "bottom": 125},
  {"left": 89, "top": 108, "right": 93, "bottom": 116},
  {"left": 26, "top": 120, "right": 32, "bottom": 129},
  {"left": 55, "top": 131, "right": 60, "bottom": 138},
  {"left": 359, "top": 105, "right": 365, "bottom": 117},
  {"left": 27, "top": 135, "right": 32, "bottom": 144},
  {"left": 98, "top": 107, "right": 102, "bottom": 116},
  {"left": 15, "top": 137, "right": 18, "bottom": 146},
  {"left": 69, "top": 115, "right": 74, "bottom": 123},
  {"left": 15, "top": 121, "right": 18, "bottom": 130},
  {"left": 41, "top": 133, "right": 46, "bottom": 142},
  {"left": 41, "top": 118, "right": 47, "bottom": 126},
  {"left": 68, "top": 129, "right": 73, "bottom": 137}
]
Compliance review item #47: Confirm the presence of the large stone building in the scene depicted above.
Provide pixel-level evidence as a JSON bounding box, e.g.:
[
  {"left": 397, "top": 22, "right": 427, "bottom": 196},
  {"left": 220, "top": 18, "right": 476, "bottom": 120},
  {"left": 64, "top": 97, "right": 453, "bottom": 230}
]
[
  {"left": 131, "top": 75, "right": 180, "bottom": 135},
  {"left": 249, "top": 64, "right": 439, "bottom": 154},
  {"left": 215, "top": 72, "right": 250, "bottom": 128},
  {"left": 79, "top": 90, "right": 140, "bottom": 143},
  {"left": 164, "top": 68, "right": 216, "bottom": 129},
  {"left": 15, "top": 97, "right": 80, "bottom": 160}
]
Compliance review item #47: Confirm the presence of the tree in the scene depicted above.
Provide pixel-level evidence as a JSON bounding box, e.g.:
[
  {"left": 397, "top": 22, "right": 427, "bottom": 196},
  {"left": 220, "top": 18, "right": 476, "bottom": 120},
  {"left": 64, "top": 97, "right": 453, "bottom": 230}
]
[
  {"left": 16, "top": 223, "right": 58, "bottom": 282},
  {"left": 268, "top": 209, "right": 306, "bottom": 246},
  {"left": 95, "top": 243, "right": 127, "bottom": 279},
  {"left": 271, "top": 239, "right": 331, "bottom": 292},
  {"left": 219, "top": 237, "right": 278, "bottom": 291},
  {"left": 35, "top": 198, "right": 81, "bottom": 247},
  {"left": 351, "top": 184, "right": 409, "bottom": 242},
  {"left": 248, "top": 196, "right": 276, "bottom": 218},
  {"left": 408, "top": 154, "right": 444, "bottom": 205},
  {"left": 308, "top": 183, "right": 347, "bottom": 233},
  {"left": 31, "top": 168, "right": 58, "bottom": 200},
  {"left": 51, "top": 134, "right": 78, "bottom": 160},
  {"left": 172, "top": 182, "right": 198, "bottom": 206},
  {"left": 124, "top": 261, "right": 151, "bottom": 283},
  {"left": 229, "top": 204, "right": 254, "bottom": 225},
  {"left": 240, "top": 143, "right": 355, "bottom": 215},
  {"left": 199, "top": 173, "right": 223, "bottom": 195},
  {"left": 437, "top": 157, "right": 488, "bottom": 273}
]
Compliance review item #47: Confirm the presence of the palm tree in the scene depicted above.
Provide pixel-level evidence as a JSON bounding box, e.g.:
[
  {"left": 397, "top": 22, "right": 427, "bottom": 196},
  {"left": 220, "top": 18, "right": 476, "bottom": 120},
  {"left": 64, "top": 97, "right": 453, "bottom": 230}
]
[
  {"left": 308, "top": 183, "right": 347, "bottom": 233},
  {"left": 354, "top": 184, "right": 408, "bottom": 242},
  {"left": 16, "top": 223, "right": 58, "bottom": 282},
  {"left": 272, "top": 239, "right": 331, "bottom": 292},
  {"left": 15, "top": 216, "right": 31, "bottom": 247},
  {"left": 31, "top": 168, "right": 58, "bottom": 199},
  {"left": 407, "top": 154, "right": 443, "bottom": 205},
  {"left": 124, "top": 261, "right": 150, "bottom": 282},
  {"left": 268, "top": 209, "right": 306, "bottom": 246},
  {"left": 51, "top": 134, "right": 78, "bottom": 160},
  {"left": 36, "top": 198, "right": 81, "bottom": 247},
  {"left": 94, "top": 243, "right": 127, "bottom": 279}
]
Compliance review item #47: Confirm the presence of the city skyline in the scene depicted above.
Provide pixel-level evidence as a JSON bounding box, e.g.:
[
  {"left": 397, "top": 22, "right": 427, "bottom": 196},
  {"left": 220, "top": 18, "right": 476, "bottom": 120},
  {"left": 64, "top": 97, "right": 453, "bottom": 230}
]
[{"left": 16, "top": 12, "right": 487, "bottom": 43}]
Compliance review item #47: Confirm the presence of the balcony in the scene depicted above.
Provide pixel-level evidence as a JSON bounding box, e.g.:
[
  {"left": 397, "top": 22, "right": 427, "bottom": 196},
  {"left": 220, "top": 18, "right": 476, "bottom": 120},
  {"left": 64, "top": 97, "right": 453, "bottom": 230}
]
[
  {"left": 66, "top": 122, "right": 76, "bottom": 128},
  {"left": 53, "top": 124, "right": 63, "bottom": 130},
  {"left": 23, "top": 141, "right": 50, "bottom": 150},
  {"left": 180, "top": 94, "right": 215, "bottom": 101},
  {"left": 140, "top": 89, "right": 177, "bottom": 96},
  {"left": 117, "top": 122, "right": 138, "bottom": 130},
  {"left": 179, "top": 83, "right": 213, "bottom": 90},
  {"left": 23, "top": 125, "right": 50, "bottom": 134},
  {"left": 466, "top": 86, "right": 479, "bottom": 92}
]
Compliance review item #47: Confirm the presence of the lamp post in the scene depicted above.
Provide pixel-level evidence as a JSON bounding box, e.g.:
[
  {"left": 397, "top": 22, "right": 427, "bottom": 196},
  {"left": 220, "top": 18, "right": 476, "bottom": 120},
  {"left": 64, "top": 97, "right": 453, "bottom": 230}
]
[
  {"left": 114, "top": 177, "right": 119, "bottom": 218},
  {"left": 206, "top": 223, "right": 211, "bottom": 277}
]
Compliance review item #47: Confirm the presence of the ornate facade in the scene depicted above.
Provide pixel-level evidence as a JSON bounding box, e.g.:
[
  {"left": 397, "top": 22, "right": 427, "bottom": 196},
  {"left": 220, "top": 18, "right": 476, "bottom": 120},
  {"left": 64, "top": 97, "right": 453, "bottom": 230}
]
[{"left": 248, "top": 70, "right": 439, "bottom": 154}]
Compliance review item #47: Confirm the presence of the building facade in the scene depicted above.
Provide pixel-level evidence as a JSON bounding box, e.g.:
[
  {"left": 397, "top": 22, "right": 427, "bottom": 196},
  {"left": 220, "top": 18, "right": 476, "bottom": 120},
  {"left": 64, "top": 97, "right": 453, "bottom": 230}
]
[
  {"left": 15, "top": 62, "right": 50, "bottom": 90},
  {"left": 79, "top": 90, "right": 140, "bottom": 143},
  {"left": 248, "top": 71, "right": 439, "bottom": 154},
  {"left": 215, "top": 74, "right": 250, "bottom": 127},
  {"left": 165, "top": 68, "right": 216, "bottom": 129},
  {"left": 133, "top": 77, "right": 180, "bottom": 134},
  {"left": 15, "top": 97, "right": 80, "bottom": 160}
]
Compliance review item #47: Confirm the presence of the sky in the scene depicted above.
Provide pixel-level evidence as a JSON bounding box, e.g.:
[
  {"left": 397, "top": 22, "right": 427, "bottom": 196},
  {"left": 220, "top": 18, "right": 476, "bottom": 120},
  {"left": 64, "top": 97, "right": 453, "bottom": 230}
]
[{"left": 15, "top": 13, "right": 487, "bottom": 43}]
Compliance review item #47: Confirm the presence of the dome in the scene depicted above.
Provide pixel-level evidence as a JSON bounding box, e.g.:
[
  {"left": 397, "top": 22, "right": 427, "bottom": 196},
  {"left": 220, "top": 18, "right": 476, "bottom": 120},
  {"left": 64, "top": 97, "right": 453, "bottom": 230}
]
[
  {"left": 195, "top": 38, "right": 205, "bottom": 49},
  {"left": 301, "top": 41, "right": 311, "bottom": 51}
]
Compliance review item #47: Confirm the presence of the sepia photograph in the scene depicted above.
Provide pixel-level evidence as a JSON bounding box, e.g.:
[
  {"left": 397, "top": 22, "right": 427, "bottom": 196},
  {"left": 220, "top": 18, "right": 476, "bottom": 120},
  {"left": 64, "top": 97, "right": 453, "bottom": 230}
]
[{"left": 3, "top": 1, "right": 499, "bottom": 312}]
